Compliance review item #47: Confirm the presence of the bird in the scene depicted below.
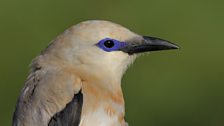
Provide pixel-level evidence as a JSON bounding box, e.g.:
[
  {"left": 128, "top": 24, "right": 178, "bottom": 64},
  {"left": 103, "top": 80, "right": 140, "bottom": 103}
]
[{"left": 12, "top": 20, "right": 178, "bottom": 126}]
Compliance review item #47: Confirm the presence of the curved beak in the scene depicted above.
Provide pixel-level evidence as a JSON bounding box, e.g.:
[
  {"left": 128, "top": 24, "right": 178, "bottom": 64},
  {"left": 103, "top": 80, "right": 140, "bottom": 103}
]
[{"left": 120, "top": 36, "right": 179, "bottom": 55}]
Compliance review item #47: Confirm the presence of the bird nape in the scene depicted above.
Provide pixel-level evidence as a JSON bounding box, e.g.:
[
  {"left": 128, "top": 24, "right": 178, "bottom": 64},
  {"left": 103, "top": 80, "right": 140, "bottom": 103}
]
[{"left": 12, "top": 20, "right": 178, "bottom": 126}]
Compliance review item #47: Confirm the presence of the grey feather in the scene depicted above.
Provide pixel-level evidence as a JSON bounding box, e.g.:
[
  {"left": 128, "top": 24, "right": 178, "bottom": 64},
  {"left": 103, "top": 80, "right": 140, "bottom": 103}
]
[
  {"left": 48, "top": 90, "right": 83, "bottom": 126},
  {"left": 12, "top": 59, "right": 83, "bottom": 126}
]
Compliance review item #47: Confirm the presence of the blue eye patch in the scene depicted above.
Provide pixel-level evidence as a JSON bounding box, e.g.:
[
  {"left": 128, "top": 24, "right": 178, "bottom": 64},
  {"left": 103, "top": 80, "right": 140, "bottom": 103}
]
[{"left": 96, "top": 38, "right": 127, "bottom": 52}]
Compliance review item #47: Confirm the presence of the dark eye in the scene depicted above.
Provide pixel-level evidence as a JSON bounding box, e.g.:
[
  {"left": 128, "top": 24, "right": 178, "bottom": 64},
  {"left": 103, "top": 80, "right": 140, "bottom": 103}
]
[
  {"left": 104, "top": 40, "right": 115, "bottom": 48},
  {"left": 97, "top": 38, "right": 126, "bottom": 52}
]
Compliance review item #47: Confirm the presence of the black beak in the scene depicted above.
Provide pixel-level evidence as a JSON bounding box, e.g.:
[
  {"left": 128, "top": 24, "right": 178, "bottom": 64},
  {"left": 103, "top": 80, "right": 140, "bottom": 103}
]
[{"left": 120, "top": 36, "right": 179, "bottom": 55}]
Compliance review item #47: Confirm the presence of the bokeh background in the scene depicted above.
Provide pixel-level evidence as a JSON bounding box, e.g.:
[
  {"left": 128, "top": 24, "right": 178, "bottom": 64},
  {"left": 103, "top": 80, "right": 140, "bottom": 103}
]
[{"left": 0, "top": 0, "right": 224, "bottom": 126}]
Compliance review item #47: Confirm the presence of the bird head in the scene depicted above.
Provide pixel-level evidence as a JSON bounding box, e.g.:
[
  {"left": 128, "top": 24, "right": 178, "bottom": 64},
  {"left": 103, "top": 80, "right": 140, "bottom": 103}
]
[{"left": 43, "top": 20, "right": 178, "bottom": 81}]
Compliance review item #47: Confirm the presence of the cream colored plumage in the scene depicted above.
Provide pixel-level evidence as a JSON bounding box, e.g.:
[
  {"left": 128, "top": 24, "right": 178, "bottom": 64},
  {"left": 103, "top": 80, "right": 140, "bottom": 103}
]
[{"left": 13, "top": 20, "right": 178, "bottom": 126}]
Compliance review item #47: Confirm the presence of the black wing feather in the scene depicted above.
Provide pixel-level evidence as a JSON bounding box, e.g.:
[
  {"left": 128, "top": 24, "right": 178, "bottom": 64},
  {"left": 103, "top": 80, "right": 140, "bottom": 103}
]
[{"left": 48, "top": 90, "right": 83, "bottom": 126}]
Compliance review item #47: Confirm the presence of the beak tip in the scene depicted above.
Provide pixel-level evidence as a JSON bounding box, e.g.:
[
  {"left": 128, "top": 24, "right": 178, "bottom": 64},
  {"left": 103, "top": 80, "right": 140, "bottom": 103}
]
[{"left": 169, "top": 43, "right": 179, "bottom": 50}]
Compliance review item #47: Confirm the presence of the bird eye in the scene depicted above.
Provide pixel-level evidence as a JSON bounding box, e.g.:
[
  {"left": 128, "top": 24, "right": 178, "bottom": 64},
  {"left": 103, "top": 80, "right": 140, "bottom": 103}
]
[
  {"left": 103, "top": 40, "right": 115, "bottom": 48},
  {"left": 97, "top": 38, "right": 126, "bottom": 52}
]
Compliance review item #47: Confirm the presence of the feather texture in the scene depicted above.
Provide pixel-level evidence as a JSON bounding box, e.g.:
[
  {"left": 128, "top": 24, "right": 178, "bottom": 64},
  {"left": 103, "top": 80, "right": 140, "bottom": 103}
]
[{"left": 48, "top": 90, "right": 83, "bottom": 126}]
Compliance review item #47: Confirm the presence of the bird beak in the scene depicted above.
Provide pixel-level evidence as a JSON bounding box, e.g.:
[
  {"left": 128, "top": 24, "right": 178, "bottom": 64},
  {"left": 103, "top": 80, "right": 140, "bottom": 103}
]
[{"left": 120, "top": 36, "right": 179, "bottom": 55}]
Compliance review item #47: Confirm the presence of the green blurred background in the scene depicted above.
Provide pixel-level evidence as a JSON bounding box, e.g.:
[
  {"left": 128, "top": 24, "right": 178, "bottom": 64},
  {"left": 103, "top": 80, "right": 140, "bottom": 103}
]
[{"left": 0, "top": 0, "right": 224, "bottom": 126}]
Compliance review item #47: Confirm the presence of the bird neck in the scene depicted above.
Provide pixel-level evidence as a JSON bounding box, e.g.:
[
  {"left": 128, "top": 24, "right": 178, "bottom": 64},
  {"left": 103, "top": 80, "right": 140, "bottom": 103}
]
[
  {"left": 81, "top": 69, "right": 124, "bottom": 104},
  {"left": 80, "top": 77, "right": 126, "bottom": 126}
]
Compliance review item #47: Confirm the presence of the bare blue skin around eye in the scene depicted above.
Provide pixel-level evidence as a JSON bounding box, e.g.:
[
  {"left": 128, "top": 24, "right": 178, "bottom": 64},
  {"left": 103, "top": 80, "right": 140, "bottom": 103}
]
[{"left": 96, "top": 38, "right": 127, "bottom": 52}]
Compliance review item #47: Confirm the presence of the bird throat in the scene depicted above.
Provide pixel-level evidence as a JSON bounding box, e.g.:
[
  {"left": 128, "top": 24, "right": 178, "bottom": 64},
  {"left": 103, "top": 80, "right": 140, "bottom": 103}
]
[{"left": 80, "top": 79, "right": 126, "bottom": 126}]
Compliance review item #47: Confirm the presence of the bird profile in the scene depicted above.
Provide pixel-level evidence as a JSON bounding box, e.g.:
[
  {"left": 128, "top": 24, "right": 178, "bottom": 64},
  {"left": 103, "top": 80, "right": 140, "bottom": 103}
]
[{"left": 12, "top": 20, "right": 178, "bottom": 126}]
